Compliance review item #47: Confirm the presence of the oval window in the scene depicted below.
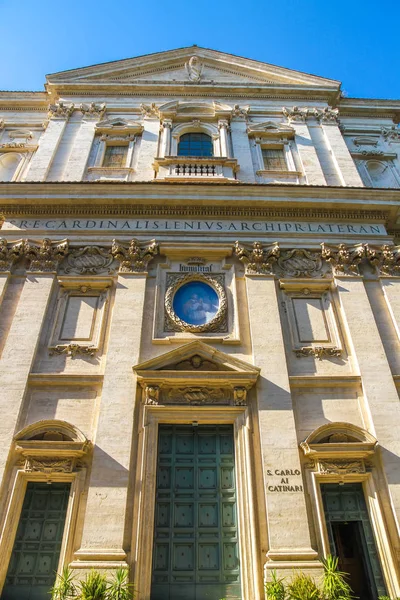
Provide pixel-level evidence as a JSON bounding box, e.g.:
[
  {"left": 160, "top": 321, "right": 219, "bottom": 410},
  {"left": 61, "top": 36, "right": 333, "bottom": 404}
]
[{"left": 173, "top": 281, "right": 219, "bottom": 325}]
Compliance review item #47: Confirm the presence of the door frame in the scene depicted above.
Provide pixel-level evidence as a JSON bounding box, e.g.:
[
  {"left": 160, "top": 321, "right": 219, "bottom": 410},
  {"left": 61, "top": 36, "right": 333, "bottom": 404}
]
[
  {"left": 131, "top": 405, "right": 263, "bottom": 600},
  {"left": 0, "top": 468, "right": 85, "bottom": 595},
  {"left": 308, "top": 470, "right": 400, "bottom": 597}
]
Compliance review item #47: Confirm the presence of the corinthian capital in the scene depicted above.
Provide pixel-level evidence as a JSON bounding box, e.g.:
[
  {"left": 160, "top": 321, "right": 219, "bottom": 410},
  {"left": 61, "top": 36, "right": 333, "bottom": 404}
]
[
  {"left": 314, "top": 107, "right": 339, "bottom": 124},
  {"left": 234, "top": 241, "right": 280, "bottom": 275},
  {"left": 140, "top": 103, "right": 159, "bottom": 118},
  {"left": 79, "top": 102, "right": 106, "bottom": 119},
  {"left": 24, "top": 239, "right": 69, "bottom": 272},
  {"left": 47, "top": 102, "right": 75, "bottom": 119},
  {"left": 0, "top": 238, "right": 25, "bottom": 271},
  {"left": 282, "top": 106, "right": 309, "bottom": 123},
  {"left": 321, "top": 243, "right": 365, "bottom": 276},
  {"left": 365, "top": 244, "right": 400, "bottom": 277},
  {"left": 111, "top": 239, "right": 159, "bottom": 272}
]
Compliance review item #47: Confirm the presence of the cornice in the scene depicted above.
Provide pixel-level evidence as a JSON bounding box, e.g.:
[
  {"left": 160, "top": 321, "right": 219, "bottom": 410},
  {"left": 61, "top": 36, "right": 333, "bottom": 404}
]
[{"left": 0, "top": 201, "right": 389, "bottom": 224}]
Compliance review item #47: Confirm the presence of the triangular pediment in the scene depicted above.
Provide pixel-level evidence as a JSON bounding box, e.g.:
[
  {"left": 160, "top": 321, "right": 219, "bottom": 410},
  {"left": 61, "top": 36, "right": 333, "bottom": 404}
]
[
  {"left": 247, "top": 121, "right": 295, "bottom": 136},
  {"left": 46, "top": 46, "right": 340, "bottom": 92},
  {"left": 133, "top": 341, "right": 259, "bottom": 375}
]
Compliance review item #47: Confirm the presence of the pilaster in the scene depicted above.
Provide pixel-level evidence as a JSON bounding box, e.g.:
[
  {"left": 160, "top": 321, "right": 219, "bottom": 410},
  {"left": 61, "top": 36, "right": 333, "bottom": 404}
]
[
  {"left": 0, "top": 272, "right": 56, "bottom": 486},
  {"left": 337, "top": 274, "right": 400, "bottom": 534},
  {"left": 73, "top": 240, "right": 158, "bottom": 568},
  {"left": 63, "top": 104, "right": 106, "bottom": 181},
  {"left": 134, "top": 106, "right": 160, "bottom": 181},
  {"left": 230, "top": 112, "right": 256, "bottom": 183},
  {"left": 25, "top": 103, "right": 74, "bottom": 181},
  {"left": 317, "top": 110, "right": 364, "bottom": 187},
  {"left": 236, "top": 241, "right": 318, "bottom": 570}
]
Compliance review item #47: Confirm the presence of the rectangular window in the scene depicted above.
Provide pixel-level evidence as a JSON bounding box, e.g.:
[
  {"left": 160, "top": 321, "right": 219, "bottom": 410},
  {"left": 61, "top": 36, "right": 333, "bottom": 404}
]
[
  {"left": 262, "top": 148, "right": 287, "bottom": 171},
  {"left": 103, "top": 145, "right": 128, "bottom": 168}
]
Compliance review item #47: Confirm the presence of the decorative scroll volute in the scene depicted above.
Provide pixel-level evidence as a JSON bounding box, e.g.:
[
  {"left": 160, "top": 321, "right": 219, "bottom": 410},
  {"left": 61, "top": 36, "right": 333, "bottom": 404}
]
[
  {"left": 320, "top": 242, "right": 365, "bottom": 276},
  {"left": 234, "top": 241, "right": 280, "bottom": 275},
  {"left": 111, "top": 239, "right": 159, "bottom": 272},
  {"left": 24, "top": 239, "right": 69, "bottom": 272}
]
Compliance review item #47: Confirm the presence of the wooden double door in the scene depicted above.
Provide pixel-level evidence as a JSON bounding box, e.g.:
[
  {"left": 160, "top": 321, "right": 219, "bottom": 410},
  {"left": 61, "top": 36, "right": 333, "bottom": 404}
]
[
  {"left": 2, "top": 482, "right": 70, "bottom": 600},
  {"left": 151, "top": 424, "right": 241, "bottom": 600}
]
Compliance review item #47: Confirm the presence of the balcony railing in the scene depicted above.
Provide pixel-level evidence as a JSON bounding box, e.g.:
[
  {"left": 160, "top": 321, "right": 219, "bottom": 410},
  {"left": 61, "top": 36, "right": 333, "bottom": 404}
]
[{"left": 153, "top": 156, "right": 238, "bottom": 182}]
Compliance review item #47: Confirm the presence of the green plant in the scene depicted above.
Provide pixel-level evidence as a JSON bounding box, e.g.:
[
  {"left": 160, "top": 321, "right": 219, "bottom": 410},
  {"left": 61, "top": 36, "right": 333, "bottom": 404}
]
[
  {"left": 50, "top": 566, "right": 77, "bottom": 599},
  {"left": 321, "top": 555, "right": 354, "bottom": 600},
  {"left": 107, "top": 567, "right": 135, "bottom": 600},
  {"left": 79, "top": 570, "right": 108, "bottom": 600},
  {"left": 265, "top": 570, "right": 286, "bottom": 600},
  {"left": 287, "top": 572, "right": 320, "bottom": 600}
]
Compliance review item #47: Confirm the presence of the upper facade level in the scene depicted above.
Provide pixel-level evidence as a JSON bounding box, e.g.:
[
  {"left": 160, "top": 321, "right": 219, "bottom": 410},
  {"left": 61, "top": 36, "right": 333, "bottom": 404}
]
[{"left": 1, "top": 46, "right": 400, "bottom": 187}]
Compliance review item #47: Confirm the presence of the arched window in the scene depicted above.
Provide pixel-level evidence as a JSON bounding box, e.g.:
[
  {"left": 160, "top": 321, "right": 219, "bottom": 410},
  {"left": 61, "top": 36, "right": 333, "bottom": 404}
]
[
  {"left": 177, "top": 132, "right": 213, "bottom": 157},
  {"left": 0, "top": 153, "right": 22, "bottom": 182}
]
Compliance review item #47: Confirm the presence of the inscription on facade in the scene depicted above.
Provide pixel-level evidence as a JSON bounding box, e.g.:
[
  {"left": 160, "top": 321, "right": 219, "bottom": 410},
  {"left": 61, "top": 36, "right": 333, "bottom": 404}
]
[
  {"left": 3, "top": 218, "right": 387, "bottom": 236},
  {"left": 266, "top": 468, "right": 304, "bottom": 492}
]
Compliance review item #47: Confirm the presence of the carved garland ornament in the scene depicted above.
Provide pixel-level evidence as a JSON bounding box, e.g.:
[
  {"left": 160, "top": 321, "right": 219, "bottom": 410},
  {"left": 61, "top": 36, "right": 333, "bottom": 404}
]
[{"left": 165, "top": 273, "right": 227, "bottom": 333}]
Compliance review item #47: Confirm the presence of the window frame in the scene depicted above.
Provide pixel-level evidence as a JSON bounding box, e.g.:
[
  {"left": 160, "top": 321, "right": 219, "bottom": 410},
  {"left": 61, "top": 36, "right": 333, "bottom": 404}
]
[{"left": 177, "top": 132, "right": 214, "bottom": 158}]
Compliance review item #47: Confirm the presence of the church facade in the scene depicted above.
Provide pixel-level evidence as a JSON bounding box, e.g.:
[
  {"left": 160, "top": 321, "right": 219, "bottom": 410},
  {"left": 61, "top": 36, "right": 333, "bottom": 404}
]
[{"left": 0, "top": 46, "right": 400, "bottom": 599}]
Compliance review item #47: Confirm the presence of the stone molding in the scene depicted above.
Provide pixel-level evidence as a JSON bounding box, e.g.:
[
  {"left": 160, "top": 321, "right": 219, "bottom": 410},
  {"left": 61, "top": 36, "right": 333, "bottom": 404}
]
[{"left": 294, "top": 346, "right": 342, "bottom": 360}]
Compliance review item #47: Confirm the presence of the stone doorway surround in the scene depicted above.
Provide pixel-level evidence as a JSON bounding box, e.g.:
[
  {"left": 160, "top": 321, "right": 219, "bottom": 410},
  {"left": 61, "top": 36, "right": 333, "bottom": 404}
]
[
  {"left": 301, "top": 422, "right": 400, "bottom": 597},
  {"left": 0, "top": 420, "right": 90, "bottom": 595},
  {"left": 131, "top": 341, "right": 264, "bottom": 600}
]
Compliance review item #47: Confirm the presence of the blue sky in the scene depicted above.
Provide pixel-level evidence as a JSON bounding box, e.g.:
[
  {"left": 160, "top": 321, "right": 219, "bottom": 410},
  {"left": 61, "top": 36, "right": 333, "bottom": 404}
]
[{"left": 1, "top": 0, "right": 399, "bottom": 99}]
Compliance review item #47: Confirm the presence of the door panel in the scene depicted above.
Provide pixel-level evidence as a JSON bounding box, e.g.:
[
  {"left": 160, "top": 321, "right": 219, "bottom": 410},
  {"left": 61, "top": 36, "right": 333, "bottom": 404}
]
[
  {"left": 321, "top": 483, "right": 387, "bottom": 597},
  {"left": 2, "top": 482, "right": 71, "bottom": 600},
  {"left": 151, "top": 425, "right": 241, "bottom": 600}
]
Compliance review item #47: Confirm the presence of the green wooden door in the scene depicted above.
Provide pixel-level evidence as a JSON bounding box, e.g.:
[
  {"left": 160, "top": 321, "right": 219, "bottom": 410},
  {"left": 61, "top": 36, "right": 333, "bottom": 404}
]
[
  {"left": 321, "top": 483, "right": 387, "bottom": 597},
  {"left": 2, "top": 482, "right": 71, "bottom": 600},
  {"left": 151, "top": 425, "right": 241, "bottom": 600}
]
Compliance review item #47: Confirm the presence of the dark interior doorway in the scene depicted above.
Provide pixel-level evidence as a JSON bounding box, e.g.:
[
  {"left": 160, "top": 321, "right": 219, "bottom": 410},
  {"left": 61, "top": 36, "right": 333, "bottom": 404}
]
[
  {"left": 331, "top": 521, "right": 374, "bottom": 600},
  {"left": 321, "top": 483, "right": 387, "bottom": 598}
]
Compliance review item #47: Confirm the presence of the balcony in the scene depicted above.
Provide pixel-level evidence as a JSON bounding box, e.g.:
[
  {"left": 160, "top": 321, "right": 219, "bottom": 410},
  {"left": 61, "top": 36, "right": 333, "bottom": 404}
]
[{"left": 153, "top": 156, "right": 239, "bottom": 182}]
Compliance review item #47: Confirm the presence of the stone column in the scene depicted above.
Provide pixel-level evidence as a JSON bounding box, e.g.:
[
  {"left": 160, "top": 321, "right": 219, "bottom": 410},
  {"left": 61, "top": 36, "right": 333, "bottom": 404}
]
[
  {"left": 335, "top": 270, "right": 400, "bottom": 533},
  {"left": 230, "top": 110, "right": 256, "bottom": 182},
  {"left": 234, "top": 242, "right": 318, "bottom": 571},
  {"left": 133, "top": 105, "right": 160, "bottom": 181},
  {"left": 74, "top": 240, "right": 158, "bottom": 567},
  {"left": 26, "top": 103, "right": 74, "bottom": 181},
  {"left": 0, "top": 239, "right": 68, "bottom": 488},
  {"left": 0, "top": 274, "right": 8, "bottom": 307},
  {"left": 63, "top": 104, "right": 106, "bottom": 181},
  {"left": 381, "top": 277, "right": 400, "bottom": 339},
  {"left": 218, "top": 119, "right": 230, "bottom": 157},
  {"left": 319, "top": 110, "right": 364, "bottom": 187}
]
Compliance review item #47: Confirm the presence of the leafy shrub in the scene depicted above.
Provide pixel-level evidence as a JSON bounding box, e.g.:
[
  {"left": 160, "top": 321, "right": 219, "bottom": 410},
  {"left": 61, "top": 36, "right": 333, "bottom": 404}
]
[
  {"left": 265, "top": 570, "right": 286, "bottom": 600},
  {"left": 107, "top": 567, "right": 135, "bottom": 600},
  {"left": 287, "top": 572, "right": 320, "bottom": 600},
  {"left": 51, "top": 567, "right": 77, "bottom": 599},
  {"left": 79, "top": 570, "right": 108, "bottom": 600},
  {"left": 321, "top": 555, "right": 354, "bottom": 600}
]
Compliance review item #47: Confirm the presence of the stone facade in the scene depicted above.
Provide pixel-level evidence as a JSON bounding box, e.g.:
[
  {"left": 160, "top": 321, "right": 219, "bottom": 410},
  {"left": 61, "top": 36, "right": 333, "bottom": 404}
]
[{"left": 0, "top": 46, "right": 400, "bottom": 599}]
